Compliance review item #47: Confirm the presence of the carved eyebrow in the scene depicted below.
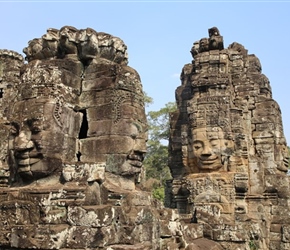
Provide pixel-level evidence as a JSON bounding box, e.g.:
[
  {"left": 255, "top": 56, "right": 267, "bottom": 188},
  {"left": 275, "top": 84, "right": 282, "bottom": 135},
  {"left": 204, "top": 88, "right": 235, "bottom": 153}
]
[
  {"left": 193, "top": 140, "right": 203, "bottom": 144},
  {"left": 132, "top": 122, "right": 143, "bottom": 133},
  {"left": 210, "top": 139, "right": 220, "bottom": 146},
  {"left": 143, "top": 126, "right": 149, "bottom": 133}
]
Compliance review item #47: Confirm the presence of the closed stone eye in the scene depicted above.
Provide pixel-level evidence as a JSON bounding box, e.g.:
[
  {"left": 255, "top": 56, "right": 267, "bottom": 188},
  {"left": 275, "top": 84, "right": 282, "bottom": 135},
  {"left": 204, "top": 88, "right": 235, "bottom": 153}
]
[{"left": 194, "top": 144, "right": 202, "bottom": 150}]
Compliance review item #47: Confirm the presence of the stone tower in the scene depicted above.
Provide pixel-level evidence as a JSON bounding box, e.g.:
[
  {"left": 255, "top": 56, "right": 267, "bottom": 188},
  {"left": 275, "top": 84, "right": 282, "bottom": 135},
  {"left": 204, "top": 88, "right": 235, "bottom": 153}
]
[{"left": 167, "top": 27, "right": 290, "bottom": 249}]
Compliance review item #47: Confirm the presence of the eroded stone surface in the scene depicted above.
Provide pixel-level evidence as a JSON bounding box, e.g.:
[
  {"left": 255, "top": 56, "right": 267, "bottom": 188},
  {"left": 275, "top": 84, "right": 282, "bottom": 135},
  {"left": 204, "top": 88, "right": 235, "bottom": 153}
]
[
  {"left": 2, "top": 25, "right": 288, "bottom": 250},
  {"left": 167, "top": 27, "right": 290, "bottom": 249},
  {"left": 0, "top": 49, "right": 24, "bottom": 187},
  {"left": 0, "top": 27, "right": 223, "bottom": 250},
  {"left": 5, "top": 27, "right": 145, "bottom": 187}
]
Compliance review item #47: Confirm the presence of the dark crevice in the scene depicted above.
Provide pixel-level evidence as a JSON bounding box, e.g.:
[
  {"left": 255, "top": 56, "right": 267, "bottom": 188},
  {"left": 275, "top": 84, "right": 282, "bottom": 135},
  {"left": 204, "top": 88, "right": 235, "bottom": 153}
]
[
  {"left": 78, "top": 109, "right": 88, "bottom": 139},
  {"left": 0, "top": 88, "right": 3, "bottom": 98},
  {"left": 76, "top": 151, "right": 82, "bottom": 162},
  {"left": 191, "top": 209, "right": 198, "bottom": 223},
  {"left": 77, "top": 109, "right": 88, "bottom": 162},
  {"left": 199, "top": 86, "right": 208, "bottom": 93}
]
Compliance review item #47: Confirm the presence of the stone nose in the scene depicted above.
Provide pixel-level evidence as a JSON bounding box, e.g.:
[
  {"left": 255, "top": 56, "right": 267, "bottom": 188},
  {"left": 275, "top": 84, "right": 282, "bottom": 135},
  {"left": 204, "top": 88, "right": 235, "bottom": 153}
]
[
  {"left": 14, "top": 131, "right": 34, "bottom": 151},
  {"left": 201, "top": 143, "right": 213, "bottom": 156},
  {"left": 133, "top": 138, "right": 147, "bottom": 155}
]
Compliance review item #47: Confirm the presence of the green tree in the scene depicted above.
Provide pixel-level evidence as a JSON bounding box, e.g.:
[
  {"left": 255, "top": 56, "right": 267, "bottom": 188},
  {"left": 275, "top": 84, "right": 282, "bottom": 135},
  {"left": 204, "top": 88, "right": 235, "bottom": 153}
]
[
  {"left": 142, "top": 98, "right": 177, "bottom": 201},
  {"left": 145, "top": 102, "right": 177, "bottom": 180},
  {"left": 143, "top": 92, "right": 153, "bottom": 107}
]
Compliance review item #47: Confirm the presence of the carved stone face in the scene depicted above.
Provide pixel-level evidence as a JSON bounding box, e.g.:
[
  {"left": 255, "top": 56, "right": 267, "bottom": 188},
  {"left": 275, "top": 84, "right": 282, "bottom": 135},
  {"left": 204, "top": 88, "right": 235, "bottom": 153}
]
[
  {"left": 105, "top": 119, "right": 147, "bottom": 176},
  {"left": 275, "top": 142, "right": 290, "bottom": 172},
  {"left": 79, "top": 104, "right": 147, "bottom": 177},
  {"left": 188, "top": 127, "right": 233, "bottom": 172},
  {"left": 23, "top": 38, "right": 44, "bottom": 62},
  {"left": 9, "top": 99, "right": 81, "bottom": 181},
  {"left": 78, "top": 62, "right": 147, "bottom": 179}
]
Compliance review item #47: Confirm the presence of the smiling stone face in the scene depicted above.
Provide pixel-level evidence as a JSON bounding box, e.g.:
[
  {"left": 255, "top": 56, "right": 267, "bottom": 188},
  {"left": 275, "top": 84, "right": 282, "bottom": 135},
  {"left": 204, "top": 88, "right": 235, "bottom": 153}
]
[
  {"left": 187, "top": 127, "right": 234, "bottom": 173},
  {"left": 78, "top": 60, "right": 148, "bottom": 180},
  {"left": 9, "top": 99, "right": 82, "bottom": 181},
  {"left": 6, "top": 26, "right": 148, "bottom": 186}
]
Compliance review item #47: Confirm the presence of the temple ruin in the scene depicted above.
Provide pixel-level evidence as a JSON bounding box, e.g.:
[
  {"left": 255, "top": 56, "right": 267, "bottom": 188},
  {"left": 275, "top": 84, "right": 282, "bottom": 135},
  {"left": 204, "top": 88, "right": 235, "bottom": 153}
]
[{"left": 0, "top": 26, "right": 289, "bottom": 250}]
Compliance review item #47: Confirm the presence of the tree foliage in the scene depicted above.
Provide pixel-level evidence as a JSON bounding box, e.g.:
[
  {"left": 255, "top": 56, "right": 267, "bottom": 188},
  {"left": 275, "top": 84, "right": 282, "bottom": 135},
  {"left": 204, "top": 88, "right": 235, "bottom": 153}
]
[
  {"left": 147, "top": 102, "right": 177, "bottom": 142},
  {"left": 142, "top": 96, "right": 177, "bottom": 201},
  {"left": 144, "top": 102, "right": 176, "bottom": 181},
  {"left": 143, "top": 93, "right": 153, "bottom": 107}
]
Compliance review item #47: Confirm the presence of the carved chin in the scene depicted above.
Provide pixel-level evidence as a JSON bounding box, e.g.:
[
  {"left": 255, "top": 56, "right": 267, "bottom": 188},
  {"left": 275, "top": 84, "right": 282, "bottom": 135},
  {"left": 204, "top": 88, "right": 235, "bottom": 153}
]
[
  {"left": 105, "top": 154, "right": 142, "bottom": 176},
  {"left": 17, "top": 165, "right": 31, "bottom": 173}
]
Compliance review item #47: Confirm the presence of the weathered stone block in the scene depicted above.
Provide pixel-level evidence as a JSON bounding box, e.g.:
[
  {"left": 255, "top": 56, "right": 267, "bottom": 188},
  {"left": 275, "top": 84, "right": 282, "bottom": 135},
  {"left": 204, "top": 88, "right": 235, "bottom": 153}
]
[
  {"left": 41, "top": 204, "right": 67, "bottom": 224},
  {"left": 64, "top": 226, "right": 100, "bottom": 249},
  {"left": 11, "top": 224, "right": 69, "bottom": 249},
  {"left": 282, "top": 225, "right": 290, "bottom": 242},
  {"left": 269, "top": 240, "right": 282, "bottom": 250},
  {"left": 67, "top": 205, "right": 115, "bottom": 227},
  {"left": 280, "top": 242, "right": 290, "bottom": 250},
  {"left": 271, "top": 224, "right": 282, "bottom": 233},
  {"left": 107, "top": 243, "right": 152, "bottom": 250},
  {"left": 0, "top": 200, "right": 40, "bottom": 230},
  {"left": 62, "top": 163, "right": 105, "bottom": 182}
]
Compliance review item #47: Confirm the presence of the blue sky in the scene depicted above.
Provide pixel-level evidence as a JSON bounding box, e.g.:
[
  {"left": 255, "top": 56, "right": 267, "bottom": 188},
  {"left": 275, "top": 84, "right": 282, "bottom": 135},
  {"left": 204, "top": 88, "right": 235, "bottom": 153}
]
[{"left": 1, "top": 1, "right": 289, "bottom": 144}]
